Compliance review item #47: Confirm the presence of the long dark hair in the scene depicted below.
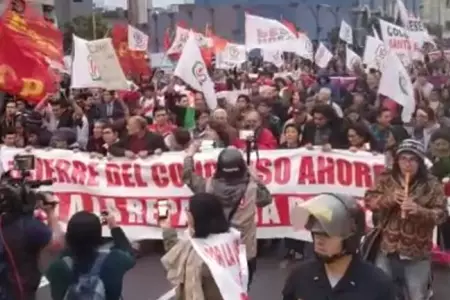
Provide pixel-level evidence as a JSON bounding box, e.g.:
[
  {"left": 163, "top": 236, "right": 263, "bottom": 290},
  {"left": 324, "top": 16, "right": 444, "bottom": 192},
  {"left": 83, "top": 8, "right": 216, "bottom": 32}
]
[
  {"left": 66, "top": 211, "right": 102, "bottom": 259},
  {"left": 189, "top": 193, "right": 230, "bottom": 238}
]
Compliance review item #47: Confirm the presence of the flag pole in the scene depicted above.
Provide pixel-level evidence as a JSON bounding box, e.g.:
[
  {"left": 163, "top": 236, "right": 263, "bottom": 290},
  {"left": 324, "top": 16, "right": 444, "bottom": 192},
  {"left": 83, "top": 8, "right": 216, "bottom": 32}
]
[{"left": 92, "top": 10, "right": 97, "bottom": 40}]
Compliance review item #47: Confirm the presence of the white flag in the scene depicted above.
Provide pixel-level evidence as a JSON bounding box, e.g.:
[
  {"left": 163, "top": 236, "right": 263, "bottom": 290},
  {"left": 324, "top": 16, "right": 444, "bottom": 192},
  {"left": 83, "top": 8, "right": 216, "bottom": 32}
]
[
  {"left": 245, "top": 13, "right": 296, "bottom": 50},
  {"left": 378, "top": 53, "right": 415, "bottom": 122},
  {"left": 215, "top": 43, "right": 247, "bottom": 69},
  {"left": 314, "top": 43, "right": 332, "bottom": 69},
  {"left": 167, "top": 26, "right": 211, "bottom": 55},
  {"left": 345, "top": 47, "right": 361, "bottom": 71},
  {"left": 378, "top": 19, "right": 413, "bottom": 66},
  {"left": 262, "top": 49, "right": 284, "bottom": 67},
  {"left": 71, "top": 35, "right": 103, "bottom": 89},
  {"left": 339, "top": 20, "right": 353, "bottom": 44},
  {"left": 363, "top": 35, "right": 387, "bottom": 70},
  {"left": 85, "top": 38, "right": 129, "bottom": 90},
  {"left": 174, "top": 32, "right": 217, "bottom": 110},
  {"left": 128, "top": 24, "right": 149, "bottom": 51}
]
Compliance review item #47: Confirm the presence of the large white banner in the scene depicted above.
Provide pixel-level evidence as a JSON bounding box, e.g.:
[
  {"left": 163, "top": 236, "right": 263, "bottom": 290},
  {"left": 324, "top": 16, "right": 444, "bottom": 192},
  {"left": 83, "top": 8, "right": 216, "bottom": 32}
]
[
  {"left": 71, "top": 35, "right": 103, "bottom": 89},
  {"left": 0, "top": 147, "right": 386, "bottom": 240},
  {"left": 86, "top": 38, "right": 129, "bottom": 90}
]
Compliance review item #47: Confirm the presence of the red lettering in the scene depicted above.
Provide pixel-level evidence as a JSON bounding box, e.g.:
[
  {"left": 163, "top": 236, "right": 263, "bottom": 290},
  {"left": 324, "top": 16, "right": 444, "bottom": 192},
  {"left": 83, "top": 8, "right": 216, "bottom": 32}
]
[
  {"left": 105, "top": 163, "right": 122, "bottom": 186},
  {"left": 353, "top": 162, "right": 372, "bottom": 187},
  {"left": 168, "top": 163, "right": 183, "bottom": 187},
  {"left": 203, "top": 161, "right": 216, "bottom": 177},
  {"left": 255, "top": 158, "right": 271, "bottom": 184},
  {"left": 87, "top": 163, "right": 99, "bottom": 186},
  {"left": 274, "top": 157, "right": 290, "bottom": 184},
  {"left": 134, "top": 164, "right": 147, "bottom": 187},
  {"left": 71, "top": 160, "right": 87, "bottom": 185},
  {"left": 54, "top": 159, "right": 71, "bottom": 183},
  {"left": 317, "top": 156, "right": 334, "bottom": 184},
  {"left": 42, "top": 158, "right": 55, "bottom": 179},
  {"left": 205, "top": 246, "right": 225, "bottom": 267},
  {"left": 336, "top": 159, "right": 352, "bottom": 186},
  {"left": 221, "top": 243, "right": 236, "bottom": 266},
  {"left": 151, "top": 163, "right": 169, "bottom": 187},
  {"left": 297, "top": 156, "right": 316, "bottom": 184},
  {"left": 122, "top": 163, "right": 135, "bottom": 187}
]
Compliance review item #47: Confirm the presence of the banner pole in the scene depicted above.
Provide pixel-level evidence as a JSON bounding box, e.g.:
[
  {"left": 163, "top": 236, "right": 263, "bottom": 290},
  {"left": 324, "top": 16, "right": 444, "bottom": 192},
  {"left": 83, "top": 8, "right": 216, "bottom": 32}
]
[{"left": 92, "top": 12, "right": 97, "bottom": 40}]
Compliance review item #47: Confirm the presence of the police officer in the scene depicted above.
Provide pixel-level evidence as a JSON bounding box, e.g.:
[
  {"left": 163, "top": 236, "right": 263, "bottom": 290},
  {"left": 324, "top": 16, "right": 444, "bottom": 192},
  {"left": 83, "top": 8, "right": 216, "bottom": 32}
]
[{"left": 282, "top": 193, "right": 396, "bottom": 300}]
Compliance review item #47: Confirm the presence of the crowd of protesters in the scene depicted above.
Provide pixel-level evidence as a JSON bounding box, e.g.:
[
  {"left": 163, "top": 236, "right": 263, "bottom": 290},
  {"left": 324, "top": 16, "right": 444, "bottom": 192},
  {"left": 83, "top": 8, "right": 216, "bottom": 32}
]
[{"left": 1, "top": 45, "right": 450, "bottom": 299}]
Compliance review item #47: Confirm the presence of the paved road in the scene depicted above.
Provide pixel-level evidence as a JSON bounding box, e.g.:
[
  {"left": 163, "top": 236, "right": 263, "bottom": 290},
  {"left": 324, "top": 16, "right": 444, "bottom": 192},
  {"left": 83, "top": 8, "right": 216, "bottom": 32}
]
[{"left": 36, "top": 244, "right": 450, "bottom": 300}]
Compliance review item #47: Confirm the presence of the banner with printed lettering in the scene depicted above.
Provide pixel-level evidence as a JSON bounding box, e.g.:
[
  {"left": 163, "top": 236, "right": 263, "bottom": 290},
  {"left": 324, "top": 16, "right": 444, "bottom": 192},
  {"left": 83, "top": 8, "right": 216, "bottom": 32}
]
[
  {"left": 244, "top": 13, "right": 296, "bottom": 50},
  {"left": 378, "top": 19, "right": 420, "bottom": 66},
  {"left": 0, "top": 147, "right": 389, "bottom": 241},
  {"left": 189, "top": 228, "right": 248, "bottom": 300}
]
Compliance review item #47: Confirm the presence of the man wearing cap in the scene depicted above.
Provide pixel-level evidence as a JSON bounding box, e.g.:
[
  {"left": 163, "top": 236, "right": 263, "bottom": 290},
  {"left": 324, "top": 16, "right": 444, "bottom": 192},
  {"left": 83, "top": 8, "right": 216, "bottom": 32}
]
[
  {"left": 365, "top": 139, "right": 448, "bottom": 300},
  {"left": 283, "top": 193, "right": 395, "bottom": 300}
]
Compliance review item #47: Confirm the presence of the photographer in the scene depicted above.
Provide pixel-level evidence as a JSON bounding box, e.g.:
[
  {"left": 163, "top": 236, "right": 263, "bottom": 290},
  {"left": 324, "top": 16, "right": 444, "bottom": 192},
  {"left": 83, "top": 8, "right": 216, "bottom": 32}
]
[
  {"left": 182, "top": 143, "right": 272, "bottom": 286},
  {"left": 0, "top": 190, "right": 64, "bottom": 300},
  {"left": 46, "top": 211, "right": 135, "bottom": 300}
]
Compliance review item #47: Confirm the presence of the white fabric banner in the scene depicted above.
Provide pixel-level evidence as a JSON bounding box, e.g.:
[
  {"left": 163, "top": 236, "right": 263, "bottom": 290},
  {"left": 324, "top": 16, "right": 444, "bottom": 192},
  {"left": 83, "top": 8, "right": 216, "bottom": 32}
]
[
  {"left": 85, "top": 38, "right": 128, "bottom": 90},
  {"left": 0, "top": 147, "right": 391, "bottom": 240},
  {"left": 262, "top": 49, "right": 284, "bottom": 67},
  {"left": 363, "top": 35, "right": 387, "bottom": 70},
  {"left": 339, "top": 20, "right": 353, "bottom": 45},
  {"left": 215, "top": 43, "right": 247, "bottom": 69},
  {"left": 314, "top": 42, "right": 333, "bottom": 69},
  {"left": 378, "top": 19, "right": 415, "bottom": 66},
  {"left": 189, "top": 228, "right": 249, "bottom": 300},
  {"left": 70, "top": 35, "right": 103, "bottom": 89},
  {"left": 378, "top": 53, "right": 415, "bottom": 122},
  {"left": 244, "top": 13, "right": 296, "bottom": 50},
  {"left": 345, "top": 47, "right": 361, "bottom": 71},
  {"left": 167, "top": 26, "right": 211, "bottom": 55},
  {"left": 128, "top": 24, "right": 149, "bottom": 51},
  {"left": 174, "top": 32, "right": 217, "bottom": 110}
]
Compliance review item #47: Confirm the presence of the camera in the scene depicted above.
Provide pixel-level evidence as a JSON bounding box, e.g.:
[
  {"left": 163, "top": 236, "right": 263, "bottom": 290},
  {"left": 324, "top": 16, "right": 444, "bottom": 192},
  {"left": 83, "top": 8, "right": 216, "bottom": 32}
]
[{"left": 0, "top": 154, "right": 53, "bottom": 215}]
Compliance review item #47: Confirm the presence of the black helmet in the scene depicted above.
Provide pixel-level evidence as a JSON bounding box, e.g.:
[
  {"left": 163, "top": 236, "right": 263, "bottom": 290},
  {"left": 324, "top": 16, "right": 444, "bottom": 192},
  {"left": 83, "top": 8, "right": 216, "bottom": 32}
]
[
  {"left": 215, "top": 147, "right": 246, "bottom": 179},
  {"left": 291, "top": 193, "right": 366, "bottom": 255}
]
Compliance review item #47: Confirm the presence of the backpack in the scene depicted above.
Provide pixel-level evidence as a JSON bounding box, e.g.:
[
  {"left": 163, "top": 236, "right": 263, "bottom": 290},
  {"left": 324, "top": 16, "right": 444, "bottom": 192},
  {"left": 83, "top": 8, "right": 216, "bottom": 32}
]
[{"left": 62, "top": 253, "right": 108, "bottom": 300}]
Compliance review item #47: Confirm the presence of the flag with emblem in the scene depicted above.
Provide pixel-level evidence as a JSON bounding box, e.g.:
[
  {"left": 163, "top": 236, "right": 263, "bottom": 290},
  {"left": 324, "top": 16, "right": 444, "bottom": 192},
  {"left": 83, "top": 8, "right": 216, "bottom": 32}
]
[
  {"left": 378, "top": 52, "right": 415, "bottom": 122},
  {"left": 127, "top": 24, "right": 149, "bottom": 51},
  {"left": 175, "top": 31, "right": 217, "bottom": 110}
]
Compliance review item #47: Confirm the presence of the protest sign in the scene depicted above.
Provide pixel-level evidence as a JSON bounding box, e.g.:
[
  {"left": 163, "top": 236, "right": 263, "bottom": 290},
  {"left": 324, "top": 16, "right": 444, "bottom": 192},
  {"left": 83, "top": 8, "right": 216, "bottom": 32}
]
[
  {"left": 189, "top": 228, "right": 248, "bottom": 300},
  {"left": 379, "top": 19, "right": 415, "bottom": 66},
  {"left": 86, "top": 38, "right": 129, "bottom": 91},
  {"left": 71, "top": 35, "right": 103, "bottom": 89},
  {"left": 0, "top": 147, "right": 388, "bottom": 241}
]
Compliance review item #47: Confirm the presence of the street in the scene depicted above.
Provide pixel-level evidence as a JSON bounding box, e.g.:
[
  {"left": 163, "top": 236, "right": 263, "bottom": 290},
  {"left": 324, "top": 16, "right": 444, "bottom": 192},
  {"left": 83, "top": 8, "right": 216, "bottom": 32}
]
[{"left": 36, "top": 243, "right": 450, "bottom": 300}]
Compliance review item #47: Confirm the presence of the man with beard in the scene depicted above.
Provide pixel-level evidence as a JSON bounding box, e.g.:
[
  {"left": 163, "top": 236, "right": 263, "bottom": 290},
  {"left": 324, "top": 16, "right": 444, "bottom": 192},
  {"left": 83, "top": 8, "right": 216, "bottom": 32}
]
[
  {"left": 182, "top": 143, "right": 272, "bottom": 287},
  {"left": 283, "top": 193, "right": 395, "bottom": 300}
]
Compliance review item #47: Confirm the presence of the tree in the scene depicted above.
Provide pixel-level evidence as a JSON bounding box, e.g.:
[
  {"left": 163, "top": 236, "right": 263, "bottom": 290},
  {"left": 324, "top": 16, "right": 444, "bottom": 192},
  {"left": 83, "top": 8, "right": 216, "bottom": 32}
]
[{"left": 62, "top": 13, "right": 109, "bottom": 53}]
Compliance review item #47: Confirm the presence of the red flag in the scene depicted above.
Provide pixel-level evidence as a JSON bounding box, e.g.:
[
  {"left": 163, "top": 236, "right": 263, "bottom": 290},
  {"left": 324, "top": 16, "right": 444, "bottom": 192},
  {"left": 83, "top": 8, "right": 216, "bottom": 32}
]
[
  {"left": 0, "top": 22, "right": 56, "bottom": 103},
  {"left": 2, "top": 0, "right": 63, "bottom": 66},
  {"left": 111, "top": 24, "right": 151, "bottom": 77}
]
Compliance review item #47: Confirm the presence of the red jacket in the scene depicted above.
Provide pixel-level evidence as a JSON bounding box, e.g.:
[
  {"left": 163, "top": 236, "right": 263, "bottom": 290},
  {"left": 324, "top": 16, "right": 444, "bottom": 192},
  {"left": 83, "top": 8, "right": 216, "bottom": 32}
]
[{"left": 233, "top": 128, "right": 277, "bottom": 150}]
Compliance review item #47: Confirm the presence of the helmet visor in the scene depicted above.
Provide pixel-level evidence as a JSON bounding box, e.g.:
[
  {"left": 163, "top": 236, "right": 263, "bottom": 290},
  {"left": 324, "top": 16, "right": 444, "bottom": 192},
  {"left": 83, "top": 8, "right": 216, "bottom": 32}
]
[{"left": 291, "top": 194, "right": 354, "bottom": 238}]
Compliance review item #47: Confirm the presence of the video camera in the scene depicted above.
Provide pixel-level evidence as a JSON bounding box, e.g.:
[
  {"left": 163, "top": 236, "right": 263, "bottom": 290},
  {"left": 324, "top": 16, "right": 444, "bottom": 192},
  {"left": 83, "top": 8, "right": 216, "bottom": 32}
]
[{"left": 0, "top": 154, "right": 53, "bottom": 215}]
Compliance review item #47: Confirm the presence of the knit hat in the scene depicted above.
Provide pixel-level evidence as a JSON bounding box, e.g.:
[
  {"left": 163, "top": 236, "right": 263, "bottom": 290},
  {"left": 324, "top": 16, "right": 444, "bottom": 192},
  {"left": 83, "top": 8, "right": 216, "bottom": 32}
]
[{"left": 396, "top": 139, "right": 425, "bottom": 160}]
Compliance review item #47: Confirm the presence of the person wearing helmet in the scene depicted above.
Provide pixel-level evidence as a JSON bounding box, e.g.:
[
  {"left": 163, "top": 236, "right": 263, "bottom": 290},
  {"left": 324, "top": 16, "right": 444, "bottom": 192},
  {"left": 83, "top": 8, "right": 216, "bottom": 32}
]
[
  {"left": 183, "top": 142, "right": 272, "bottom": 287},
  {"left": 282, "top": 193, "right": 395, "bottom": 300}
]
